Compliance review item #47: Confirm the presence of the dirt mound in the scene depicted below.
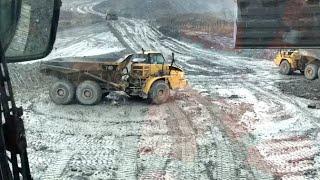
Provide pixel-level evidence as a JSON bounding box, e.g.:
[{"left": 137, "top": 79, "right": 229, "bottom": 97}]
[
  {"left": 9, "top": 62, "right": 55, "bottom": 92},
  {"left": 59, "top": 10, "right": 103, "bottom": 29}
]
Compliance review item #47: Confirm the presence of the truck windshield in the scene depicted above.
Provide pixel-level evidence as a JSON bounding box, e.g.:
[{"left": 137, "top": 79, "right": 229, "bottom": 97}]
[{"left": 150, "top": 54, "right": 165, "bottom": 64}]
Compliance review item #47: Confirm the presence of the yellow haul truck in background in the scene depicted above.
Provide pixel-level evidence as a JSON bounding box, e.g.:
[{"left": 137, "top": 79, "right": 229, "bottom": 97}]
[{"left": 274, "top": 49, "right": 320, "bottom": 80}]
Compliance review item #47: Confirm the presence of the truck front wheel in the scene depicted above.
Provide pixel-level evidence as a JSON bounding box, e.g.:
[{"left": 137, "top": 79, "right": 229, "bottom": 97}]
[
  {"left": 279, "top": 60, "right": 292, "bottom": 75},
  {"left": 149, "top": 80, "right": 170, "bottom": 105},
  {"left": 76, "top": 81, "right": 102, "bottom": 105},
  {"left": 305, "top": 64, "right": 319, "bottom": 80},
  {"left": 49, "top": 80, "right": 75, "bottom": 105}
]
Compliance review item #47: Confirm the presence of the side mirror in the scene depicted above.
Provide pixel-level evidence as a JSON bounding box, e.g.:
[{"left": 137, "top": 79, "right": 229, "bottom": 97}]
[
  {"left": 171, "top": 52, "right": 175, "bottom": 66},
  {"left": 3, "top": 0, "right": 61, "bottom": 62}
]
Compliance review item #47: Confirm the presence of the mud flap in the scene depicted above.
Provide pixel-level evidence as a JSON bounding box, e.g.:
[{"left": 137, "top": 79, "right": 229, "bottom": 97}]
[{"left": 235, "top": 0, "right": 320, "bottom": 48}]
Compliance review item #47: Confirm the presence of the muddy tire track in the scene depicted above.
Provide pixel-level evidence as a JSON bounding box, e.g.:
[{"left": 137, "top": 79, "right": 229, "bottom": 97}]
[{"left": 193, "top": 94, "right": 260, "bottom": 180}]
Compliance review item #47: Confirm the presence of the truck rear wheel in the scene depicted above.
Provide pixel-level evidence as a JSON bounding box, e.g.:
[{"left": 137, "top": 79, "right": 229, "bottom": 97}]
[
  {"left": 305, "top": 64, "right": 319, "bottom": 80},
  {"left": 76, "top": 81, "right": 102, "bottom": 105},
  {"left": 149, "top": 80, "right": 170, "bottom": 105},
  {"left": 49, "top": 80, "right": 75, "bottom": 105},
  {"left": 279, "top": 60, "right": 292, "bottom": 75}
]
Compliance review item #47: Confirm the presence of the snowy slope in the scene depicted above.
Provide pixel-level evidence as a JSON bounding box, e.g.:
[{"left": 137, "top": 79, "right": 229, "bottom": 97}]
[{"left": 94, "top": 0, "right": 236, "bottom": 20}]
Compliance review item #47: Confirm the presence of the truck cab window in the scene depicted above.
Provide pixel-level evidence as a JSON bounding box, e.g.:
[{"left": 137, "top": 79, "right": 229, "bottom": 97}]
[{"left": 150, "top": 54, "right": 165, "bottom": 64}]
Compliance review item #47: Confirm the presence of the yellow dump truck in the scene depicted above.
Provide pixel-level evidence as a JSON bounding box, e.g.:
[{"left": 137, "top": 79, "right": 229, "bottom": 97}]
[
  {"left": 274, "top": 49, "right": 320, "bottom": 80},
  {"left": 40, "top": 50, "right": 188, "bottom": 105}
]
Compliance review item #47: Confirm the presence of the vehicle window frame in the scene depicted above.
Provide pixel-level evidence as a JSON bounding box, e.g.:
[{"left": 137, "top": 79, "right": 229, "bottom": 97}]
[
  {"left": 0, "top": 0, "right": 21, "bottom": 51},
  {"left": 5, "top": 0, "right": 61, "bottom": 63},
  {"left": 148, "top": 53, "right": 166, "bottom": 64}
]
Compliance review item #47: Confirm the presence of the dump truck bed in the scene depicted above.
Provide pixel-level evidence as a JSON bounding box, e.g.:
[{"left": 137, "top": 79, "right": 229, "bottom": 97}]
[
  {"left": 40, "top": 54, "right": 132, "bottom": 74},
  {"left": 40, "top": 54, "right": 133, "bottom": 91},
  {"left": 299, "top": 49, "right": 320, "bottom": 60}
]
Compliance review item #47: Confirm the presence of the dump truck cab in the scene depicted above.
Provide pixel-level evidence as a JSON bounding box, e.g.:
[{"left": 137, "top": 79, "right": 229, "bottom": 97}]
[
  {"left": 106, "top": 10, "right": 118, "bottom": 21},
  {"left": 131, "top": 51, "right": 168, "bottom": 78},
  {"left": 131, "top": 51, "right": 179, "bottom": 77},
  {"left": 274, "top": 49, "right": 302, "bottom": 75},
  {"left": 128, "top": 51, "right": 188, "bottom": 103}
]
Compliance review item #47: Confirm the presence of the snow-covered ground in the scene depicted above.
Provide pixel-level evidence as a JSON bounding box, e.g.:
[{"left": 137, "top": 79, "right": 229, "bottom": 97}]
[
  {"left": 45, "top": 24, "right": 125, "bottom": 59},
  {"left": 108, "top": 17, "right": 320, "bottom": 179},
  {"left": 10, "top": 0, "right": 320, "bottom": 179}
]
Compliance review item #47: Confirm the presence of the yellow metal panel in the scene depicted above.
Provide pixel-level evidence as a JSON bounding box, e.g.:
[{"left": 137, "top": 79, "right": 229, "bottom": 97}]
[
  {"left": 274, "top": 53, "right": 283, "bottom": 66},
  {"left": 274, "top": 52, "right": 297, "bottom": 69},
  {"left": 149, "top": 64, "right": 170, "bottom": 75},
  {"left": 168, "top": 70, "right": 188, "bottom": 90},
  {"left": 142, "top": 68, "right": 188, "bottom": 93}
]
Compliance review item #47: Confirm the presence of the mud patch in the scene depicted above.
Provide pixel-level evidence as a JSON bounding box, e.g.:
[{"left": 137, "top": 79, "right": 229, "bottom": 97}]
[
  {"left": 277, "top": 78, "right": 320, "bottom": 101},
  {"left": 212, "top": 99, "right": 255, "bottom": 139},
  {"left": 186, "top": 58, "right": 255, "bottom": 77}
]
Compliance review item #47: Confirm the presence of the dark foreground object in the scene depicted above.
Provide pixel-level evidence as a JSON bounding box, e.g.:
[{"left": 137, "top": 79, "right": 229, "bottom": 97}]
[
  {"left": 0, "top": 44, "right": 32, "bottom": 180},
  {"left": 236, "top": 0, "right": 320, "bottom": 48}
]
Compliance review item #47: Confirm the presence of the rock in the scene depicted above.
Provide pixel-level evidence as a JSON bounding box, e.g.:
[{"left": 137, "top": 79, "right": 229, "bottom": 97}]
[
  {"left": 229, "top": 95, "right": 239, "bottom": 99},
  {"left": 308, "top": 104, "right": 320, "bottom": 109},
  {"left": 107, "top": 91, "right": 129, "bottom": 105},
  {"left": 72, "top": 176, "right": 89, "bottom": 180}
]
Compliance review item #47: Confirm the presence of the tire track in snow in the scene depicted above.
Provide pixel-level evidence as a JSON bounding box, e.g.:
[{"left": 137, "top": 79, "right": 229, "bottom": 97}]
[
  {"left": 257, "top": 137, "right": 319, "bottom": 177},
  {"left": 42, "top": 152, "right": 73, "bottom": 179},
  {"left": 195, "top": 95, "right": 259, "bottom": 180},
  {"left": 31, "top": 1, "right": 320, "bottom": 178},
  {"left": 108, "top": 17, "right": 266, "bottom": 179},
  {"left": 166, "top": 102, "right": 197, "bottom": 163},
  {"left": 63, "top": 0, "right": 105, "bottom": 17}
]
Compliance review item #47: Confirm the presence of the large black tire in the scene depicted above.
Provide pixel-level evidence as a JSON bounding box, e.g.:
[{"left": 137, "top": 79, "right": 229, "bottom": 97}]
[
  {"left": 149, "top": 80, "right": 170, "bottom": 105},
  {"left": 49, "top": 80, "right": 75, "bottom": 105},
  {"left": 76, "top": 81, "right": 102, "bottom": 105},
  {"left": 304, "top": 64, "right": 319, "bottom": 80},
  {"left": 279, "top": 60, "right": 292, "bottom": 75}
]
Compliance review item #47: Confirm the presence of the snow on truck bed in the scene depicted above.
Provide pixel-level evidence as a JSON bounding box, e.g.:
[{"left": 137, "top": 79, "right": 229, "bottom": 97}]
[{"left": 40, "top": 53, "right": 131, "bottom": 71}]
